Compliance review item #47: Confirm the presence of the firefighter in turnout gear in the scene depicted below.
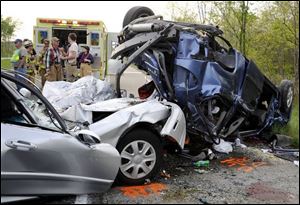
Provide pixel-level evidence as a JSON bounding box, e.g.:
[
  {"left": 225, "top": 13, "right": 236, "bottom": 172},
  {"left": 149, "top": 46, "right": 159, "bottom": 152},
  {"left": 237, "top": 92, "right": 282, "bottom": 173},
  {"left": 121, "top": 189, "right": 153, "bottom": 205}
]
[
  {"left": 44, "top": 37, "right": 63, "bottom": 81},
  {"left": 24, "top": 40, "right": 37, "bottom": 84},
  {"left": 37, "top": 39, "right": 50, "bottom": 87}
]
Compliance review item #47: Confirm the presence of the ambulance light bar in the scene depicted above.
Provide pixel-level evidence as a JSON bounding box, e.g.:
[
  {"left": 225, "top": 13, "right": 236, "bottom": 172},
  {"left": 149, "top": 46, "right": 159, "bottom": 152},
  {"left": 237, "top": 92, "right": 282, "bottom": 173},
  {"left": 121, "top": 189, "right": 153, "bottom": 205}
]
[{"left": 39, "top": 19, "right": 100, "bottom": 26}]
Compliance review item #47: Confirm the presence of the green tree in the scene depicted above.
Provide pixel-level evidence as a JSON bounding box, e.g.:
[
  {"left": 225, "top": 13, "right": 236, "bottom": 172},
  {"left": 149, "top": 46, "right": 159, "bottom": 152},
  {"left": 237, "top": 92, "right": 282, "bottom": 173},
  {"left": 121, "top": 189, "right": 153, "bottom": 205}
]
[
  {"left": 168, "top": 2, "right": 202, "bottom": 23},
  {"left": 210, "top": 1, "right": 252, "bottom": 55},
  {"left": 1, "top": 15, "right": 21, "bottom": 57},
  {"left": 1, "top": 15, "right": 20, "bottom": 42},
  {"left": 247, "top": 1, "right": 298, "bottom": 90}
]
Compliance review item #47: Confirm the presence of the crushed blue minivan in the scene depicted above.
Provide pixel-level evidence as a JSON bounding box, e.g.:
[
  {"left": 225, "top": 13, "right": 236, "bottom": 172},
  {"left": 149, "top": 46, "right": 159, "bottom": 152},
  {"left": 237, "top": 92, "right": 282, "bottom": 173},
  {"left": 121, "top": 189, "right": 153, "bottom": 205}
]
[{"left": 111, "top": 6, "right": 294, "bottom": 146}]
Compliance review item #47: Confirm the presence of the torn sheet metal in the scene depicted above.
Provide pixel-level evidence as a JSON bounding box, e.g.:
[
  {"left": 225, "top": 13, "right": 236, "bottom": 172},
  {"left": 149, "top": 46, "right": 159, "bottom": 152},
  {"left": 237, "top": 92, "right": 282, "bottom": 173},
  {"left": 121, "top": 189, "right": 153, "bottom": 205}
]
[{"left": 60, "top": 105, "right": 93, "bottom": 124}]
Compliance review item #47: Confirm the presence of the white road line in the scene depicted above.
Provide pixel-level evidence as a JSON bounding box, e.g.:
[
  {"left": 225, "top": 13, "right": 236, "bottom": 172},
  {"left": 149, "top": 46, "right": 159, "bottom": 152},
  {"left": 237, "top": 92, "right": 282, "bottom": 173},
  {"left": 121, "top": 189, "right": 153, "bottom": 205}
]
[{"left": 74, "top": 194, "right": 88, "bottom": 204}]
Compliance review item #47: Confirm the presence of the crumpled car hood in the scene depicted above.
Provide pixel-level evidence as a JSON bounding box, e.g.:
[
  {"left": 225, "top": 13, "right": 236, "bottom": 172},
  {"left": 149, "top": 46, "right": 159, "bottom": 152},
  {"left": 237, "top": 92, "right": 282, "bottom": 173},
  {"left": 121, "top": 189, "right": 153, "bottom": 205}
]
[
  {"left": 89, "top": 99, "right": 171, "bottom": 147},
  {"left": 81, "top": 98, "right": 145, "bottom": 112}
]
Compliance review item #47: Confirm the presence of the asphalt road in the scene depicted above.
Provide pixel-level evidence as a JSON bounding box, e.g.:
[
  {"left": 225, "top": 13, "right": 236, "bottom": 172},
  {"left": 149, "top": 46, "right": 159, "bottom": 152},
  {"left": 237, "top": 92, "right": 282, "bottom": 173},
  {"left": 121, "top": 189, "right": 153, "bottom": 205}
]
[{"left": 19, "top": 139, "right": 299, "bottom": 204}]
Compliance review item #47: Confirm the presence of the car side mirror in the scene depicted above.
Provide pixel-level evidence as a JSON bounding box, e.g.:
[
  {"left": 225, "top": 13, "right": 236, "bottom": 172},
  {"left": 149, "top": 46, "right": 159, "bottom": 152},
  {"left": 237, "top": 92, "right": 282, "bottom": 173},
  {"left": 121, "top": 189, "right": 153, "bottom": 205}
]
[{"left": 77, "top": 129, "right": 101, "bottom": 144}]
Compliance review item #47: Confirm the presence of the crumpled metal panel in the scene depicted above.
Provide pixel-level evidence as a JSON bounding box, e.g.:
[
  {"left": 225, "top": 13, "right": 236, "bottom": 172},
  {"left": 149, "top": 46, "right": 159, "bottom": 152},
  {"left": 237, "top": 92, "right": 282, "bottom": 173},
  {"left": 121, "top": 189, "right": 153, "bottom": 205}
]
[
  {"left": 173, "top": 32, "right": 248, "bottom": 109},
  {"left": 88, "top": 100, "right": 186, "bottom": 148},
  {"left": 81, "top": 98, "right": 145, "bottom": 112},
  {"left": 160, "top": 101, "right": 186, "bottom": 149}
]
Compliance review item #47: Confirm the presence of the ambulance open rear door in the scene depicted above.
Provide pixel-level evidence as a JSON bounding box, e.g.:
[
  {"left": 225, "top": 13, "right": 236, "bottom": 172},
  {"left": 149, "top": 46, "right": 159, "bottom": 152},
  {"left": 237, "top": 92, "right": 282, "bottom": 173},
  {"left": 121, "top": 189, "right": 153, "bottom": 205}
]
[
  {"left": 33, "top": 26, "right": 51, "bottom": 54},
  {"left": 87, "top": 29, "right": 104, "bottom": 79}
]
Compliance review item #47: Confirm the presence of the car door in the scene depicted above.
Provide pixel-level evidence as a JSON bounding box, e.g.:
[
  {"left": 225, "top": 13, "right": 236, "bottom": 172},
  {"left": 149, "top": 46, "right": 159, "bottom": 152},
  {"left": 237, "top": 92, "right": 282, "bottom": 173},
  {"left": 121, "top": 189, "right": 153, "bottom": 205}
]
[{"left": 1, "top": 73, "right": 120, "bottom": 196}]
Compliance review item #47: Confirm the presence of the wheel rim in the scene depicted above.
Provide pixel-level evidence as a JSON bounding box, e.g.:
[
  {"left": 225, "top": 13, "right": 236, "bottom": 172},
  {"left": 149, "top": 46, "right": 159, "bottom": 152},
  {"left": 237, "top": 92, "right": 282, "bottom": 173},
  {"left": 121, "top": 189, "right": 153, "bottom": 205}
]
[
  {"left": 287, "top": 87, "right": 293, "bottom": 108},
  {"left": 120, "top": 140, "right": 156, "bottom": 179}
]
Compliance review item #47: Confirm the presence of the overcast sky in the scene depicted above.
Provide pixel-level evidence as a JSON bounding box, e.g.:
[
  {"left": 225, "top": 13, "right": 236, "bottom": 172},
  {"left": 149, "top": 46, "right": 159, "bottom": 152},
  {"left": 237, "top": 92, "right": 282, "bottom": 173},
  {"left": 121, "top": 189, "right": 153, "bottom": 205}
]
[
  {"left": 1, "top": 1, "right": 265, "bottom": 41},
  {"left": 1, "top": 1, "right": 176, "bottom": 40}
]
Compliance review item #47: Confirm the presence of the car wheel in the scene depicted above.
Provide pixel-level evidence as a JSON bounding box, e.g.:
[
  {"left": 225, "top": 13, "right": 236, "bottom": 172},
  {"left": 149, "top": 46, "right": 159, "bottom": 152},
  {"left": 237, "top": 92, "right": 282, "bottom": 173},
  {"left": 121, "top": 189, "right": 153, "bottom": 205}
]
[
  {"left": 279, "top": 80, "right": 294, "bottom": 117},
  {"left": 116, "top": 129, "right": 162, "bottom": 185},
  {"left": 123, "top": 6, "right": 155, "bottom": 28}
]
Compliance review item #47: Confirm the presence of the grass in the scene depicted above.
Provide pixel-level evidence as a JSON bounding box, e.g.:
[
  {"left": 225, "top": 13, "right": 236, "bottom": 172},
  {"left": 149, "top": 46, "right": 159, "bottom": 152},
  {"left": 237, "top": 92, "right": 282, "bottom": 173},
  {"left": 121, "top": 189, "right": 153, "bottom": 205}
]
[
  {"left": 1, "top": 59, "right": 13, "bottom": 70},
  {"left": 273, "top": 100, "right": 299, "bottom": 147}
]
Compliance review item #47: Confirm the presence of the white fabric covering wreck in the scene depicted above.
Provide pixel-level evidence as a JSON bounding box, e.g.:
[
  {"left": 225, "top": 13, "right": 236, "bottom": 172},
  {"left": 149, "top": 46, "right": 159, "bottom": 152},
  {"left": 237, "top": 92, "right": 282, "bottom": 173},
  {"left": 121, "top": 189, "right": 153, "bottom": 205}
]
[{"left": 42, "top": 76, "right": 115, "bottom": 124}]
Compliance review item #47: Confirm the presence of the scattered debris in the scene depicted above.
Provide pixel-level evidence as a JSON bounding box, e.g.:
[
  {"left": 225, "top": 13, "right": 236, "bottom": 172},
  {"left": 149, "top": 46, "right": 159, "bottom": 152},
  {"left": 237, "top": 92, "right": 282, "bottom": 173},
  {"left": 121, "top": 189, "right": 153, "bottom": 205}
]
[
  {"left": 160, "top": 170, "right": 171, "bottom": 179},
  {"left": 274, "top": 152, "right": 298, "bottom": 162},
  {"left": 294, "top": 161, "right": 299, "bottom": 167},
  {"left": 194, "top": 169, "right": 209, "bottom": 174},
  {"left": 261, "top": 149, "right": 271, "bottom": 153},
  {"left": 191, "top": 152, "right": 207, "bottom": 162},
  {"left": 207, "top": 149, "right": 216, "bottom": 160},
  {"left": 271, "top": 134, "right": 293, "bottom": 148},
  {"left": 213, "top": 139, "right": 233, "bottom": 154},
  {"left": 175, "top": 167, "right": 185, "bottom": 172},
  {"left": 234, "top": 138, "right": 247, "bottom": 148},
  {"left": 194, "top": 160, "right": 210, "bottom": 167},
  {"left": 180, "top": 148, "right": 216, "bottom": 162},
  {"left": 199, "top": 197, "right": 210, "bottom": 204},
  {"left": 260, "top": 135, "right": 300, "bottom": 162},
  {"left": 144, "top": 179, "right": 151, "bottom": 185}
]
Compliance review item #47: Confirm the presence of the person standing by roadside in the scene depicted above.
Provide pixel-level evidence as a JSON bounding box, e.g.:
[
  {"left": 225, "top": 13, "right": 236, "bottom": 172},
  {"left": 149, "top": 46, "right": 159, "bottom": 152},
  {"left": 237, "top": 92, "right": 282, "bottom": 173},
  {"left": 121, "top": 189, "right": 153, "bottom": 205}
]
[
  {"left": 10, "top": 39, "right": 27, "bottom": 86},
  {"left": 23, "top": 40, "right": 37, "bottom": 83},
  {"left": 60, "top": 33, "right": 78, "bottom": 82},
  {"left": 44, "top": 37, "right": 63, "bottom": 81},
  {"left": 77, "top": 46, "right": 94, "bottom": 77},
  {"left": 37, "top": 39, "right": 50, "bottom": 87}
]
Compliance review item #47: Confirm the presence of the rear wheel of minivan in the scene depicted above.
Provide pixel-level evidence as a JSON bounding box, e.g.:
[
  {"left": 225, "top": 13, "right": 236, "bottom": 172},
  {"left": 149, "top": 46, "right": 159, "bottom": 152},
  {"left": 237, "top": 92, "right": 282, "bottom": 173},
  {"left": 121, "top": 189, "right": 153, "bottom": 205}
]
[
  {"left": 279, "top": 80, "right": 294, "bottom": 119},
  {"left": 116, "top": 129, "right": 162, "bottom": 185}
]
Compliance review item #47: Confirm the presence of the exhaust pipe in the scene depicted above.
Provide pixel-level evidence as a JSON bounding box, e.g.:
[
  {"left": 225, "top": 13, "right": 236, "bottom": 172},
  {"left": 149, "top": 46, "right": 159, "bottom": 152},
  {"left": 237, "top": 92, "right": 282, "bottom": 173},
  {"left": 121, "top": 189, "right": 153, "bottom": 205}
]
[{"left": 128, "top": 23, "right": 163, "bottom": 32}]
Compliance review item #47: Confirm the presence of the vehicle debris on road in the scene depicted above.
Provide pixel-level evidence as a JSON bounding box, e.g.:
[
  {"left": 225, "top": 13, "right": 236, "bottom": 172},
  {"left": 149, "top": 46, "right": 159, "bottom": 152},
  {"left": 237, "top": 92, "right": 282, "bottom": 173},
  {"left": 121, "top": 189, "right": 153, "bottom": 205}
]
[
  {"left": 144, "top": 179, "right": 151, "bottom": 185},
  {"left": 175, "top": 167, "right": 185, "bottom": 172},
  {"left": 213, "top": 139, "right": 233, "bottom": 154},
  {"left": 160, "top": 170, "right": 171, "bottom": 179},
  {"left": 193, "top": 160, "right": 210, "bottom": 167},
  {"left": 234, "top": 138, "right": 247, "bottom": 148},
  {"left": 194, "top": 169, "right": 209, "bottom": 174}
]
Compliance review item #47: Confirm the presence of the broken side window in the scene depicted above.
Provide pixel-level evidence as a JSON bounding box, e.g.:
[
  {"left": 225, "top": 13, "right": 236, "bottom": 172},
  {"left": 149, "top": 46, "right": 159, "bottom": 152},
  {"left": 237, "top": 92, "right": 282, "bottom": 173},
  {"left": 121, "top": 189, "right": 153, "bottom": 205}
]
[
  {"left": 2, "top": 78, "right": 63, "bottom": 132},
  {"left": 1, "top": 86, "right": 29, "bottom": 124}
]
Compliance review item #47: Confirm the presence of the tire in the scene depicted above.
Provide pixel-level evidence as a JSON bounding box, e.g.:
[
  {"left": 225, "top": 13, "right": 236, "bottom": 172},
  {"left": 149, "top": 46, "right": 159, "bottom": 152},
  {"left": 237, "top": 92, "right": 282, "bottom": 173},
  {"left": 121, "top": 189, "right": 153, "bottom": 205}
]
[
  {"left": 116, "top": 129, "right": 162, "bottom": 185},
  {"left": 279, "top": 80, "right": 294, "bottom": 117},
  {"left": 122, "top": 6, "right": 155, "bottom": 28}
]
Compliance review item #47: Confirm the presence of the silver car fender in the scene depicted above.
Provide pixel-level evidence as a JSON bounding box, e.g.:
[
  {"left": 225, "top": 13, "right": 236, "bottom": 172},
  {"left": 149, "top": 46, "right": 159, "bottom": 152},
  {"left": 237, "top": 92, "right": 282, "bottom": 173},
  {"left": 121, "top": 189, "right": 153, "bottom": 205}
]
[
  {"left": 89, "top": 99, "right": 186, "bottom": 149},
  {"left": 89, "top": 100, "right": 170, "bottom": 147}
]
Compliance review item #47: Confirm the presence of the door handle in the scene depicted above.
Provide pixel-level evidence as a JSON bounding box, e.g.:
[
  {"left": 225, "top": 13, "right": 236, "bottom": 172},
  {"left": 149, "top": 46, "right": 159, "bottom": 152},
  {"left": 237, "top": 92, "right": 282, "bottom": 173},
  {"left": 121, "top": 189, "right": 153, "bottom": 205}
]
[{"left": 5, "top": 140, "right": 37, "bottom": 151}]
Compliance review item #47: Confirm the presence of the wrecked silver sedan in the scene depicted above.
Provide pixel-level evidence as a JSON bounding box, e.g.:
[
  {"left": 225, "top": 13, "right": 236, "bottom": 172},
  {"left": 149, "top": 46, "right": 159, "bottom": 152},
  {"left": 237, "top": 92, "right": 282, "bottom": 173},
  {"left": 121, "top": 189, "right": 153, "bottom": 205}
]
[
  {"left": 28, "top": 74, "right": 186, "bottom": 185},
  {"left": 1, "top": 71, "right": 121, "bottom": 200}
]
